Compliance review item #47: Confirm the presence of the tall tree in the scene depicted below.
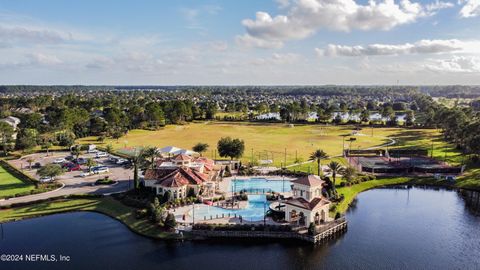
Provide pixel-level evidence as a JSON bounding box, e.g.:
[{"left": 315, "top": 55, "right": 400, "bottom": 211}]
[
  {"left": 309, "top": 149, "right": 328, "bottom": 177},
  {"left": 37, "top": 164, "right": 64, "bottom": 179},
  {"left": 327, "top": 161, "right": 343, "bottom": 187},
  {"left": 0, "top": 122, "right": 14, "bottom": 156},
  {"left": 217, "top": 137, "right": 245, "bottom": 161},
  {"left": 192, "top": 143, "right": 209, "bottom": 157}
]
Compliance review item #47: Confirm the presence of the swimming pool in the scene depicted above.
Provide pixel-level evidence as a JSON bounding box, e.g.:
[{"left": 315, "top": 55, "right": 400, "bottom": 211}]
[
  {"left": 190, "top": 195, "right": 268, "bottom": 222},
  {"left": 187, "top": 178, "right": 292, "bottom": 222},
  {"left": 231, "top": 177, "right": 292, "bottom": 193}
]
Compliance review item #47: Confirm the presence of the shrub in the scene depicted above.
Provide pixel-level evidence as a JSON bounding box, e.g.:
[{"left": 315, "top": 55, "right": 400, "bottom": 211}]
[
  {"left": 135, "top": 209, "right": 148, "bottom": 219},
  {"left": 164, "top": 213, "right": 177, "bottom": 230},
  {"left": 308, "top": 223, "right": 316, "bottom": 235},
  {"left": 335, "top": 212, "right": 341, "bottom": 220}
]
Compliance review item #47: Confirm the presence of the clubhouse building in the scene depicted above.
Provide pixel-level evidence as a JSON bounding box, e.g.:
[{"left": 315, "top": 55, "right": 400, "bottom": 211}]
[
  {"left": 284, "top": 175, "right": 332, "bottom": 227},
  {"left": 143, "top": 154, "right": 219, "bottom": 199}
]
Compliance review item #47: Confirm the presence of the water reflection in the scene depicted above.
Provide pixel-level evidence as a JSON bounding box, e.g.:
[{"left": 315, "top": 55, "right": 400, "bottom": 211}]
[{"left": 1, "top": 187, "right": 479, "bottom": 270}]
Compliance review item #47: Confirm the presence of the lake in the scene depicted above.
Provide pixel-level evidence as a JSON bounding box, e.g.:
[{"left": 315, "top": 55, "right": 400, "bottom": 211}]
[{"left": 1, "top": 187, "right": 479, "bottom": 270}]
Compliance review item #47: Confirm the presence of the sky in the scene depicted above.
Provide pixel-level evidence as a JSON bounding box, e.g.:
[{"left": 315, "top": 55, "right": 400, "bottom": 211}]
[{"left": 0, "top": 0, "right": 479, "bottom": 85}]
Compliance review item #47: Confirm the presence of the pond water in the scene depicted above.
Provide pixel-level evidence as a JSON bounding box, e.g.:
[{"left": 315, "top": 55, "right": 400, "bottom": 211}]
[{"left": 1, "top": 187, "right": 479, "bottom": 270}]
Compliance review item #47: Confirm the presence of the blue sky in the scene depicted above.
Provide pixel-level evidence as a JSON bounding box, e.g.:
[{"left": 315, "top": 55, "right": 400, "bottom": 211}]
[{"left": 0, "top": 0, "right": 479, "bottom": 85}]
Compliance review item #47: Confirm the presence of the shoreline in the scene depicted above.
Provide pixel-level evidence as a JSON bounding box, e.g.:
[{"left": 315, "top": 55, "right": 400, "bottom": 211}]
[{"left": 2, "top": 178, "right": 474, "bottom": 240}]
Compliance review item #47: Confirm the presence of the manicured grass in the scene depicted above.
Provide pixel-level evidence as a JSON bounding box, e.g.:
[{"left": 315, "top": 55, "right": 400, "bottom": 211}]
[
  {"left": 334, "top": 177, "right": 413, "bottom": 214},
  {"left": 0, "top": 196, "right": 178, "bottom": 239},
  {"left": 78, "top": 122, "right": 407, "bottom": 166},
  {"left": 0, "top": 165, "right": 35, "bottom": 199}
]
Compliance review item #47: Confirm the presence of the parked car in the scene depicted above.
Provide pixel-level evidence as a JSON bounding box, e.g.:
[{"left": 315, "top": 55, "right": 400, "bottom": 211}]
[
  {"left": 80, "top": 171, "right": 94, "bottom": 177},
  {"left": 62, "top": 162, "right": 81, "bottom": 172},
  {"left": 53, "top": 158, "right": 66, "bottom": 164},
  {"left": 32, "top": 162, "right": 42, "bottom": 169},
  {"left": 116, "top": 158, "right": 128, "bottom": 165},
  {"left": 96, "top": 152, "right": 108, "bottom": 158},
  {"left": 92, "top": 166, "right": 109, "bottom": 174},
  {"left": 39, "top": 176, "right": 54, "bottom": 183},
  {"left": 74, "top": 158, "right": 87, "bottom": 165},
  {"left": 109, "top": 157, "right": 119, "bottom": 163},
  {"left": 65, "top": 155, "right": 74, "bottom": 161},
  {"left": 87, "top": 149, "right": 98, "bottom": 154}
]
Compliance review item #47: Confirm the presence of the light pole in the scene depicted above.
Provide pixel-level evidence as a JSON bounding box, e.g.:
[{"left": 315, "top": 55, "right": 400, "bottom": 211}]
[
  {"left": 192, "top": 202, "right": 195, "bottom": 226},
  {"left": 263, "top": 201, "right": 266, "bottom": 226}
]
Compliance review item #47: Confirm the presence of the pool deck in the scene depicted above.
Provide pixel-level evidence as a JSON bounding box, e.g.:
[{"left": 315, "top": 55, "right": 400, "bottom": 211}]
[{"left": 174, "top": 176, "right": 296, "bottom": 225}]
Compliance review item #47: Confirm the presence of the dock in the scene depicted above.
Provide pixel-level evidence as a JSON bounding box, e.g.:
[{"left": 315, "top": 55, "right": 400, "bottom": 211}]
[{"left": 189, "top": 218, "right": 348, "bottom": 244}]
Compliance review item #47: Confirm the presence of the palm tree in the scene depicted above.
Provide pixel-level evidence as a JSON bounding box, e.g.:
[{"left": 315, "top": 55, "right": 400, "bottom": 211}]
[
  {"left": 141, "top": 146, "right": 160, "bottom": 169},
  {"left": 309, "top": 149, "right": 328, "bottom": 177},
  {"left": 342, "top": 166, "right": 357, "bottom": 183},
  {"left": 25, "top": 157, "right": 35, "bottom": 170},
  {"left": 327, "top": 161, "right": 343, "bottom": 187},
  {"left": 105, "top": 144, "right": 113, "bottom": 153},
  {"left": 71, "top": 145, "right": 81, "bottom": 160},
  {"left": 192, "top": 142, "right": 209, "bottom": 157},
  {"left": 41, "top": 142, "right": 52, "bottom": 156},
  {"left": 85, "top": 158, "right": 97, "bottom": 172},
  {"left": 129, "top": 150, "right": 142, "bottom": 190}
]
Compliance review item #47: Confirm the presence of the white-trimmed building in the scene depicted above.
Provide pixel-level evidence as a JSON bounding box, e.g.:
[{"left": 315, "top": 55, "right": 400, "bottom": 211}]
[{"left": 284, "top": 175, "right": 332, "bottom": 227}]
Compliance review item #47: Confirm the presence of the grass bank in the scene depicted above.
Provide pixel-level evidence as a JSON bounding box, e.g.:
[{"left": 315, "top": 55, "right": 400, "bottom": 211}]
[
  {"left": 0, "top": 196, "right": 179, "bottom": 240},
  {"left": 334, "top": 177, "right": 413, "bottom": 213},
  {"left": 0, "top": 164, "right": 36, "bottom": 199}
]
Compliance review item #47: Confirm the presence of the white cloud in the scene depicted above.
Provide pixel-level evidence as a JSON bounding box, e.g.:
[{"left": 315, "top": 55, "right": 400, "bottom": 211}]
[
  {"left": 275, "top": 0, "right": 291, "bottom": 8},
  {"left": 0, "top": 25, "right": 72, "bottom": 43},
  {"left": 251, "top": 52, "right": 301, "bottom": 65},
  {"left": 425, "top": 56, "right": 480, "bottom": 72},
  {"left": 320, "top": 39, "right": 465, "bottom": 57},
  {"left": 236, "top": 33, "right": 283, "bottom": 49},
  {"left": 240, "top": 0, "right": 451, "bottom": 48},
  {"left": 459, "top": 0, "right": 480, "bottom": 17},
  {"left": 209, "top": 41, "right": 228, "bottom": 51},
  {"left": 26, "top": 52, "right": 63, "bottom": 65},
  {"left": 426, "top": 0, "right": 455, "bottom": 12}
]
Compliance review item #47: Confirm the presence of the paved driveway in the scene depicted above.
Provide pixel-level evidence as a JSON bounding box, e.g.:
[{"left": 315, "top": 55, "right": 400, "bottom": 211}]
[{"left": 0, "top": 151, "right": 134, "bottom": 206}]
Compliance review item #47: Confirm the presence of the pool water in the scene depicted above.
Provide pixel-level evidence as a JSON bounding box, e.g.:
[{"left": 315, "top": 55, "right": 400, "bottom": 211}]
[
  {"left": 189, "top": 178, "right": 291, "bottom": 222},
  {"left": 231, "top": 177, "right": 291, "bottom": 193},
  {"left": 190, "top": 195, "right": 268, "bottom": 222}
]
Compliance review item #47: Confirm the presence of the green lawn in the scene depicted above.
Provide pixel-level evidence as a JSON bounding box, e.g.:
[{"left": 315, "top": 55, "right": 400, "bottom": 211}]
[
  {"left": 77, "top": 122, "right": 415, "bottom": 166},
  {"left": 0, "top": 196, "right": 178, "bottom": 239},
  {"left": 0, "top": 165, "right": 35, "bottom": 199}
]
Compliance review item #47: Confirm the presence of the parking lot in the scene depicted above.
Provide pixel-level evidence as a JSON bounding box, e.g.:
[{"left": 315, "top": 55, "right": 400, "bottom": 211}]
[{"left": 1, "top": 151, "right": 134, "bottom": 206}]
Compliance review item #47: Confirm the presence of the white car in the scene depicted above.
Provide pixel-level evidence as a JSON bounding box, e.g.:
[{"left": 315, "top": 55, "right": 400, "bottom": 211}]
[
  {"left": 96, "top": 152, "right": 108, "bottom": 158},
  {"left": 116, "top": 158, "right": 128, "bottom": 165},
  {"left": 39, "top": 176, "right": 54, "bottom": 182},
  {"left": 93, "top": 166, "right": 109, "bottom": 174},
  {"left": 53, "top": 158, "right": 66, "bottom": 164},
  {"left": 80, "top": 171, "right": 94, "bottom": 178}
]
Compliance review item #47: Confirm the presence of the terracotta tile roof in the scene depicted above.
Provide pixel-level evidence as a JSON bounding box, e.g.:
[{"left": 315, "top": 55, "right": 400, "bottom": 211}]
[
  {"left": 174, "top": 154, "right": 192, "bottom": 161},
  {"left": 144, "top": 168, "right": 177, "bottom": 180},
  {"left": 285, "top": 197, "right": 330, "bottom": 210},
  {"left": 144, "top": 166, "right": 209, "bottom": 187},
  {"left": 291, "top": 175, "right": 325, "bottom": 187},
  {"left": 159, "top": 171, "right": 189, "bottom": 187}
]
